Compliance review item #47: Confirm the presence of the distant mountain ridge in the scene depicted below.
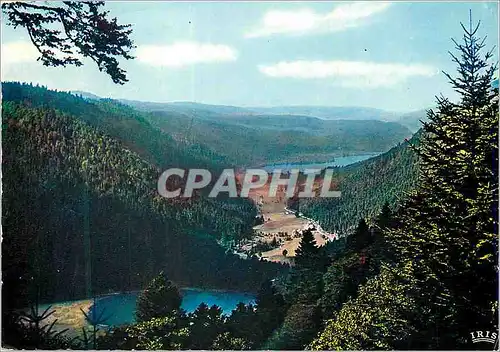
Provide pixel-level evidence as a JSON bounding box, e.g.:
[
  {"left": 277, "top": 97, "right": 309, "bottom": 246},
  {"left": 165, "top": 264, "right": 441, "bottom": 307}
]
[
  {"left": 121, "top": 99, "right": 429, "bottom": 132},
  {"left": 2, "top": 82, "right": 284, "bottom": 306},
  {"left": 142, "top": 108, "right": 412, "bottom": 165},
  {"left": 67, "top": 91, "right": 428, "bottom": 132},
  {"left": 247, "top": 106, "right": 396, "bottom": 120}
]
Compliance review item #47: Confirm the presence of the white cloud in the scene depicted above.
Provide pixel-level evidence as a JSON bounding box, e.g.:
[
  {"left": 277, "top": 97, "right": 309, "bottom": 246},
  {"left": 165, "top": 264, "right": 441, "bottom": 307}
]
[
  {"left": 1, "top": 40, "right": 85, "bottom": 73},
  {"left": 1, "top": 41, "right": 39, "bottom": 66},
  {"left": 136, "top": 41, "right": 237, "bottom": 67},
  {"left": 258, "top": 60, "right": 438, "bottom": 88},
  {"left": 246, "top": 2, "right": 391, "bottom": 38}
]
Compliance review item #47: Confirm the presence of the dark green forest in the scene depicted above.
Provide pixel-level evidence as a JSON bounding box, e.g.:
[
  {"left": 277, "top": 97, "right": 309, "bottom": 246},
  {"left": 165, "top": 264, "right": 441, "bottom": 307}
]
[
  {"left": 2, "top": 82, "right": 234, "bottom": 171},
  {"left": 2, "top": 91, "right": 286, "bottom": 311},
  {"left": 131, "top": 104, "right": 412, "bottom": 165},
  {"left": 296, "top": 131, "right": 420, "bottom": 234},
  {"left": 309, "top": 23, "right": 499, "bottom": 350}
]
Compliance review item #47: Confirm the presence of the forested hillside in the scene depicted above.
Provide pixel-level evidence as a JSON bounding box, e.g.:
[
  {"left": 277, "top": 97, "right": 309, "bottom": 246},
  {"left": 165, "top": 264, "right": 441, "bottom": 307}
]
[
  {"left": 141, "top": 110, "right": 411, "bottom": 165},
  {"left": 247, "top": 106, "right": 395, "bottom": 120},
  {"left": 5, "top": 83, "right": 411, "bottom": 167},
  {"left": 296, "top": 131, "right": 420, "bottom": 234},
  {"left": 3, "top": 82, "right": 233, "bottom": 171},
  {"left": 1, "top": 99, "right": 285, "bottom": 309}
]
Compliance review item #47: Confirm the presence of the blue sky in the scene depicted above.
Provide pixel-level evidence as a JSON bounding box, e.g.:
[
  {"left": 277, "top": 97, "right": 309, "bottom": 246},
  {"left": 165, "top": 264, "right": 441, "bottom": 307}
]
[{"left": 1, "top": 1, "right": 498, "bottom": 112}]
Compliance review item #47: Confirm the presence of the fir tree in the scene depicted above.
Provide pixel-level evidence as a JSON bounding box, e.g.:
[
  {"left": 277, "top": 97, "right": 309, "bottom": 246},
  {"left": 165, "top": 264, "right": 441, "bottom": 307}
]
[
  {"left": 376, "top": 202, "right": 392, "bottom": 229},
  {"left": 294, "top": 229, "right": 320, "bottom": 269},
  {"left": 289, "top": 229, "right": 328, "bottom": 305},
  {"left": 226, "top": 303, "right": 260, "bottom": 348},
  {"left": 388, "top": 17, "right": 499, "bottom": 347},
  {"left": 187, "top": 303, "right": 225, "bottom": 349}
]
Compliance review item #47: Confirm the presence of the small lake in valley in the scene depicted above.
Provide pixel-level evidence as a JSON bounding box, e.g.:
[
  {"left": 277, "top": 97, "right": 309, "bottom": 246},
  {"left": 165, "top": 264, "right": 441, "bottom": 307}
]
[
  {"left": 261, "top": 153, "right": 379, "bottom": 173},
  {"left": 40, "top": 288, "right": 256, "bottom": 327}
]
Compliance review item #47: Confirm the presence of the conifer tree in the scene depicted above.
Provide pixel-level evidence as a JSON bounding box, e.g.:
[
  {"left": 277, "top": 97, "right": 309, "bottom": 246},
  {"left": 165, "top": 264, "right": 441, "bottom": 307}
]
[
  {"left": 255, "top": 280, "right": 287, "bottom": 336},
  {"left": 387, "top": 17, "right": 498, "bottom": 347},
  {"left": 345, "top": 218, "right": 371, "bottom": 253},
  {"left": 289, "top": 229, "right": 328, "bottom": 305},
  {"left": 135, "top": 272, "right": 182, "bottom": 322},
  {"left": 294, "top": 229, "right": 320, "bottom": 269},
  {"left": 376, "top": 202, "right": 392, "bottom": 229},
  {"left": 311, "top": 18, "right": 498, "bottom": 350}
]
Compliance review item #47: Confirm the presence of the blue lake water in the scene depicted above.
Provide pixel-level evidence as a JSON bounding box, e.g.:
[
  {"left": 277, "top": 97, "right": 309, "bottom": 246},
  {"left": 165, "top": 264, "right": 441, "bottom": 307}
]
[
  {"left": 86, "top": 288, "right": 255, "bottom": 326},
  {"left": 262, "top": 153, "right": 379, "bottom": 173}
]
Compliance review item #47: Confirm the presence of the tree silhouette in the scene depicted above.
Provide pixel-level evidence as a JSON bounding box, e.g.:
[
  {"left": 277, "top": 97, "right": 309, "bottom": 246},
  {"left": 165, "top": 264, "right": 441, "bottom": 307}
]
[
  {"left": 345, "top": 218, "right": 371, "bottom": 253},
  {"left": 187, "top": 303, "right": 225, "bottom": 349},
  {"left": 136, "top": 272, "right": 182, "bottom": 322},
  {"left": 2, "top": 1, "right": 134, "bottom": 84}
]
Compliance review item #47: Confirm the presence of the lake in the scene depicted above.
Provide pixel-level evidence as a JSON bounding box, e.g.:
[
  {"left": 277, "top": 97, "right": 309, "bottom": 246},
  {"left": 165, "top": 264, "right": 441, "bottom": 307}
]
[
  {"left": 261, "top": 153, "right": 379, "bottom": 173},
  {"left": 43, "top": 288, "right": 255, "bottom": 327}
]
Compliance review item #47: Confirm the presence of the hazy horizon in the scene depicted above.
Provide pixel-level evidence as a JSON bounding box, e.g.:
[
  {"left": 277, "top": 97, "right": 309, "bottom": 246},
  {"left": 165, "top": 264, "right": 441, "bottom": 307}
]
[
  {"left": 2, "top": 2, "right": 497, "bottom": 112},
  {"left": 63, "top": 87, "right": 428, "bottom": 114}
]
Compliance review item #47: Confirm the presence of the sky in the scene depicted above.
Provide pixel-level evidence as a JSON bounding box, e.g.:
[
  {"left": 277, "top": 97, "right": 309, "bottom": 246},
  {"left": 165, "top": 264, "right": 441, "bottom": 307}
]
[{"left": 1, "top": 1, "right": 498, "bottom": 112}]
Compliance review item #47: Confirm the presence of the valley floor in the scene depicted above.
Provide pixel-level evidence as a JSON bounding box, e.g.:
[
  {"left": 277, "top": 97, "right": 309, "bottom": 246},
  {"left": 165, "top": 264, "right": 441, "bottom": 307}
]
[
  {"left": 254, "top": 213, "right": 327, "bottom": 263},
  {"left": 238, "top": 178, "right": 335, "bottom": 264}
]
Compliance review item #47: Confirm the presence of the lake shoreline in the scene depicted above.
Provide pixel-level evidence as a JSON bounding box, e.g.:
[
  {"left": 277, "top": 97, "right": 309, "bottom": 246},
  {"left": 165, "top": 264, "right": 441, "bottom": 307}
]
[
  {"left": 29, "top": 287, "right": 256, "bottom": 332},
  {"left": 254, "top": 153, "right": 380, "bottom": 170},
  {"left": 37, "top": 286, "right": 256, "bottom": 316},
  {"left": 35, "top": 285, "right": 258, "bottom": 309},
  {"left": 248, "top": 151, "right": 382, "bottom": 167}
]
